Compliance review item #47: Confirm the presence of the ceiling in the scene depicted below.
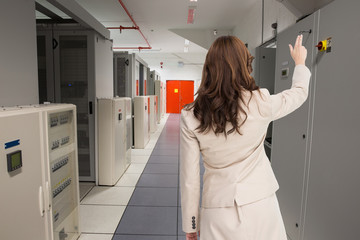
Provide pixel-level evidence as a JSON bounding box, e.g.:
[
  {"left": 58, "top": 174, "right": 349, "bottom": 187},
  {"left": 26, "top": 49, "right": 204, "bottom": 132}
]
[
  {"left": 36, "top": 0, "right": 259, "bottom": 67},
  {"left": 35, "top": 0, "right": 333, "bottom": 68}
]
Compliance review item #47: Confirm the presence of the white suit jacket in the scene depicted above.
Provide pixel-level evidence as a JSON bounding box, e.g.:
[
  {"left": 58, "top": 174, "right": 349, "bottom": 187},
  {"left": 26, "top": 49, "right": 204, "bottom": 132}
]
[{"left": 180, "top": 65, "right": 311, "bottom": 233}]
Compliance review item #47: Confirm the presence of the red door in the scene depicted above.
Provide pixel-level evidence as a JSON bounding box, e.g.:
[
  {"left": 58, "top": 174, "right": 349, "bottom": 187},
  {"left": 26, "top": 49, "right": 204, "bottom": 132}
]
[{"left": 166, "top": 80, "right": 194, "bottom": 113}]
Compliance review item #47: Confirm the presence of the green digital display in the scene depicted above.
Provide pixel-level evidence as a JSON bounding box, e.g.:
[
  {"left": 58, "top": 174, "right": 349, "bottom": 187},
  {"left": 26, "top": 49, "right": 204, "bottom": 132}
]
[
  {"left": 7, "top": 150, "right": 22, "bottom": 172},
  {"left": 11, "top": 152, "right": 21, "bottom": 168}
]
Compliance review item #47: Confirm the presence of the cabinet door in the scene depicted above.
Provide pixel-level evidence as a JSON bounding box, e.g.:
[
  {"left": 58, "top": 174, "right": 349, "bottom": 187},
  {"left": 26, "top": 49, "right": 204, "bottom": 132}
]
[
  {"left": 53, "top": 31, "right": 95, "bottom": 181},
  {"left": 0, "top": 112, "right": 48, "bottom": 240},
  {"left": 37, "top": 29, "right": 55, "bottom": 103},
  {"left": 303, "top": 1, "right": 360, "bottom": 239},
  {"left": 271, "top": 13, "right": 318, "bottom": 240}
]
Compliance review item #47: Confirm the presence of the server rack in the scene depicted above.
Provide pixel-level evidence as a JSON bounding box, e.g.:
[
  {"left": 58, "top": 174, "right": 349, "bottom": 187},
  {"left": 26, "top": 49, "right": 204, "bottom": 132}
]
[
  {"left": 36, "top": 25, "right": 113, "bottom": 182},
  {"left": 271, "top": 1, "right": 360, "bottom": 239}
]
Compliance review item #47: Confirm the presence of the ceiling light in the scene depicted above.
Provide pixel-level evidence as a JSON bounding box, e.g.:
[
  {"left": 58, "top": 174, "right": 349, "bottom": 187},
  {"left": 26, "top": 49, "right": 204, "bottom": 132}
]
[
  {"left": 184, "top": 46, "right": 189, "bottom": 52},
  {"left": 185, "top": 39, "right": 190, "bottom": 46},
  {"left": 187, "top": 6, "right": 196, "bottom": 24},
  {"left": 190, "top": 0, "right": 198, "bottom": 2}
]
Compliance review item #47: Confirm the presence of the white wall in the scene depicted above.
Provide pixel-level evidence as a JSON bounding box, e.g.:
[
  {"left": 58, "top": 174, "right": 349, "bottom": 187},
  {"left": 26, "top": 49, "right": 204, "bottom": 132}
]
[{"left": 0, "top": 0, "right": 39, "bottom": 107}]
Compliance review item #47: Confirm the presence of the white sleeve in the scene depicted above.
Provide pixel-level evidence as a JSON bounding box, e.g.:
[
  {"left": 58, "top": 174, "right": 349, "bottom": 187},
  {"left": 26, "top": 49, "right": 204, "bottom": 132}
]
[{"left": 180, "top": 111, "right": 201, "bottom": 233}]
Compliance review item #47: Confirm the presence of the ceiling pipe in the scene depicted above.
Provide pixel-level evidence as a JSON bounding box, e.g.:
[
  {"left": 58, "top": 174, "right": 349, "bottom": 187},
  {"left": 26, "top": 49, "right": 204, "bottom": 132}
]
[
  {"left": 110, "top": 0, "right": 152, "bottom": 50},
  {"left": 107, "top": 26, "right": 139, "bottom": 33}
]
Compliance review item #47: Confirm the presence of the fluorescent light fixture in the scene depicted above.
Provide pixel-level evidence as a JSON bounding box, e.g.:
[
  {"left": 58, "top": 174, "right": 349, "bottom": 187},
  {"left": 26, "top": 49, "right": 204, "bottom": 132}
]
[
  {"left": 185, "top": 39, "right": 190, "bottom": 46},
  {"left": 184, "top": 46, "right": 189, "bottom": 52},
  {"left": 187, "top": 6, "right": 196, "bottom": 24},
  {"left": 190, "top": 0, "right": 198, "bottom": 2}
]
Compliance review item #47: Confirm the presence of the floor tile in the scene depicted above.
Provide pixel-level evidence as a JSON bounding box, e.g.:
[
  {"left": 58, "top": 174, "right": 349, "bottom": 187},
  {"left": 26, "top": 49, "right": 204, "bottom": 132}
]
[
  {"left": 115, "top": 206, "right": 177, "bottom": 235},
  {"left": 128, "top": 187, "right": 178, "bottom": 207},
  {"left": 80, "top": 205, "right": 126, "bottom": 234},
  {"left": 115, "top": 173, "right": 141, "bottom": 187},
  {"left": 177, "top": 207, "right": 185, "bottom": 236},
  {"left": 131, "top": 149, "right": 153, "bottom": 156},
  {"left": 79, "top": 182, "right": 95, "bottom": 201},
  {"left": 145, "top": 142, "right": 156, "bottom": 149},
  {"left": 151, "top": 148, "right": 179, "bottom": 156},
  {"left": 78, "top": 233, "right": 113, "bottom": 240},
  {"left": 153, "top": 144, "right": 179, "bottom": 150},
  {"left": 137, "top": 174, "right": 178, "bottom": 188},
  {"left": 131, "top": 155, "right": 150, "bottom": 164},
  {"left": 147, "top": 155, "right": 178, "bottom": 164},
  {"left": 113, "top": 235, "right": 177, "bottom": 240},
  {"left": 143, "top": 163, "right": 179, "bottom": 174},
  {"left": 81, "top": 186, "right": 135, "bottom": 205},
  {"left": 125, "top": 163, "right": 146, "bottom": 174}
]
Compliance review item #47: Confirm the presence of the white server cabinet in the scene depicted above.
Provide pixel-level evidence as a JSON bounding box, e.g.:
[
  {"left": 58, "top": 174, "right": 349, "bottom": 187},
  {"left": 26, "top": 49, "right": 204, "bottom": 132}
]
[
  {"left": 162, "top": 82, "right": 166, "bottom": 116},
  {"left": 149, "top": 95, "right": 158, "bottom": 133},
  {"left": 271, "top": 1, "right": 360, "bottom": 239},
  {"left": 134, "top": 96, "right": 150, "bottom": 149},
  {"left": 97, "top": 98, "right": 127, "bottom": 186},
  {"left": 124, "top": 98, "right": 132, "bottom": 168},
  {"left": 154, "top": 80, "right": 164, "bottom": 123},
  {"left": 0, "top": 104, "right": 80, "bottom": 240}
]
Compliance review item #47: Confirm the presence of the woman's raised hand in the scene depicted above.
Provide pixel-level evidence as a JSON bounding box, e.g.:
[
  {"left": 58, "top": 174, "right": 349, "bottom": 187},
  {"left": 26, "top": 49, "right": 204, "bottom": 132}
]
[{"left": 289, "top": 35, "right": 307, "bottom": 66}]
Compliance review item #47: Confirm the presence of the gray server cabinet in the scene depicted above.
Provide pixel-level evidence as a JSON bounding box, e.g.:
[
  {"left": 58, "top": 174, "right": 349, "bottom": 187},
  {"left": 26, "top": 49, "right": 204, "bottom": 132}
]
[
  {"left": 114, "top": 52, "right": 135, "bottom": 98},
  {"left": 302, "top": 1, "right": 360, "bottom": 239},
  {"left": 37, "top": 25, "right": 113, "bottom": 182},
  {"left": 271, "top": 12, "right": 318, "bottom": 240},
  {"left": 147, "top": 70, "right": 156, "bottom": 95},
  {"left": 272, "top": 1, "right": 360, "bottom": 239},
  {"left": 147, "top": 70, "right": 161, "bottom": 96},
  {"left": 255, "top": 47, "right": 276, "bottom": 94},
  {"left": 255, "top": 46, "right": 276, "bottom": 159}
]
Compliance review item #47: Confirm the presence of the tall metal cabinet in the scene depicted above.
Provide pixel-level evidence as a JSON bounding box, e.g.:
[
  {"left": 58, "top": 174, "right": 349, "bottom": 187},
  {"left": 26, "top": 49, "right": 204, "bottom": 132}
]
[
  {"left": 255, "top": 45, "right": 276, "bottom": 159},
  {"left": 0, "top": 104, "right": 80, "bottom": 240},
  {"left": 113, "top": 52, "right": 149, "bottom": 98},
  {"left": 271, "top": 1, "right": 360, "bottom": 239},
  {"left": 37, "top": 25, "right": 113, "bottom": 182}
]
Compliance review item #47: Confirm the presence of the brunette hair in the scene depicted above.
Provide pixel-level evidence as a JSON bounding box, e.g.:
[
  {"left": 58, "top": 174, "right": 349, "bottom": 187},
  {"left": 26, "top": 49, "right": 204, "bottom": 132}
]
[{"left": 185, "top": 36, "right": 259, "bottom": 136}]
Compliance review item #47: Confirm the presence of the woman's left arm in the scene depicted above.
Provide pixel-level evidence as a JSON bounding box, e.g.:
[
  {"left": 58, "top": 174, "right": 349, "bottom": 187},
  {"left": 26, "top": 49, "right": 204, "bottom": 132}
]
[{"left": 180, "top": 110, "right": 201, "bottom": 234}]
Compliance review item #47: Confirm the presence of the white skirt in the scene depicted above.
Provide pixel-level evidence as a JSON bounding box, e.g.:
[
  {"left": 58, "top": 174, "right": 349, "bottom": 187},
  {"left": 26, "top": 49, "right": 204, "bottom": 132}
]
[{"left": 199, "top": 194, "right": 287, "bottom": 240}]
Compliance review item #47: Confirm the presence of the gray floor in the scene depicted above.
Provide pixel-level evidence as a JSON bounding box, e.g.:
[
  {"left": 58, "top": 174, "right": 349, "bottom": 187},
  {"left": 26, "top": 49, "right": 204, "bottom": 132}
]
[{"left": 113, "top": 114, "right": 204, "bottom": 240}]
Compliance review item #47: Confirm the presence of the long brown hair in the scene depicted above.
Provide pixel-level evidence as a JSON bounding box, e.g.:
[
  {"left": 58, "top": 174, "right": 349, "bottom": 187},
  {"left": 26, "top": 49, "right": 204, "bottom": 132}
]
[{"left": 185, "top": 36, "right": 259, "bottom": 136}]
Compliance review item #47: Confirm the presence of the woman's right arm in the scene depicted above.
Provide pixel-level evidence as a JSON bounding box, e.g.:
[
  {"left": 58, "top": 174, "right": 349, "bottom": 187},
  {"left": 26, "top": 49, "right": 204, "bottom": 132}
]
[{"left": 270, "top": 35, "right": 311, "bottom": 121}]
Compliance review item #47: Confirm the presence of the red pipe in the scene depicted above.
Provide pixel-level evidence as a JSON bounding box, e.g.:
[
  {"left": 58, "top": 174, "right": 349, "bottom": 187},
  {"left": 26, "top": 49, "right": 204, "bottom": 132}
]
[{"left": 110, "top": 0, "right": 152, "bottom": 50}]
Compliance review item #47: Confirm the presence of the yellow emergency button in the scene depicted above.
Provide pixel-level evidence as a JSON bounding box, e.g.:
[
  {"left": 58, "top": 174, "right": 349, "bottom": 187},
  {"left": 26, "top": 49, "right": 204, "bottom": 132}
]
[
  {"left": 174, "top": 89, "right": 179, "bottom": 93},
  {"left": 316, "top": 40, "right": 327, "bottom": 51}
]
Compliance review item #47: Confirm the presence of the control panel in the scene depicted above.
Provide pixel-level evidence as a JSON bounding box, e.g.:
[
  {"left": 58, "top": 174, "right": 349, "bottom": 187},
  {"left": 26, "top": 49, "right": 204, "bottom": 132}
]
[
  {"left": 47, "top": 109, "right": 79, "bottom": 239},
  {"left": 7, "top": 150, "right": 22, "bottom": 172}
]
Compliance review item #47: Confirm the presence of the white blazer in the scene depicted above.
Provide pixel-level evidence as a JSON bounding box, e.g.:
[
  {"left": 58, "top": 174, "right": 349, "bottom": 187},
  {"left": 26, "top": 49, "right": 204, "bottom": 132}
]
[{"left": 180, "top": 65, "right": 311, "bottom": 233}]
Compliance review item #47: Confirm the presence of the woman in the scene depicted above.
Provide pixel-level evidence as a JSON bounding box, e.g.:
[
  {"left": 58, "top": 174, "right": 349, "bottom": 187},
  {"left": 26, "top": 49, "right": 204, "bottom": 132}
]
[{"left": 180, "top": 35, "right": 310, "bottom": 240}]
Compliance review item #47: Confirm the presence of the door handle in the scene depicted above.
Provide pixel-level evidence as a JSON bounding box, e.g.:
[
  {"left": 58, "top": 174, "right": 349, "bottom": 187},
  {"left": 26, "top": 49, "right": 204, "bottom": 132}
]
[
  {"left": 38, "top": 186, "right": 45, "bottom": 217},
  {"left": 52, "top": 38, "right": 58, "bottom": 49},
  {"left": 89, "top": 101, "right": 93, "bottom": 115}
]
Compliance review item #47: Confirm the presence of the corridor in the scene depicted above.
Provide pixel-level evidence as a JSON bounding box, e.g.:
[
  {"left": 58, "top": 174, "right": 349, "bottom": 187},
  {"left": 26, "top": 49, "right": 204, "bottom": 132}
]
[{"left": 79, "top": 114, "right": 204, "bottom": 240}]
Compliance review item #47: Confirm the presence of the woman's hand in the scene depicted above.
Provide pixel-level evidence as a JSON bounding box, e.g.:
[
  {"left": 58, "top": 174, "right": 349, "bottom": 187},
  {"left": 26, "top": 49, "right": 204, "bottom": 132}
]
[
  {"left": 186, "top": 231, "right": 200, "bottom": 240},
  {"left": 289, "top": 34, "right": 307, "bottom": 66}
]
